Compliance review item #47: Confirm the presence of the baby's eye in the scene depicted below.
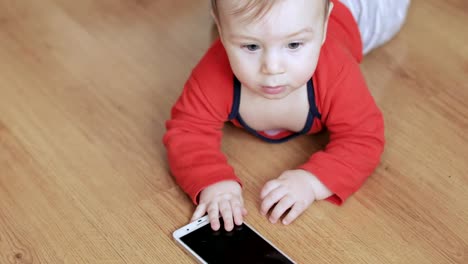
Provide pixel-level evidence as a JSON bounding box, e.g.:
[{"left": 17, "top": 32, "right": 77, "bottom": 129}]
[
  {"left": 288, "top": 42, "right": 302, "bottom": 50},
  {"left": 243, "top": 44, "right": 260, "bottom": 51}
]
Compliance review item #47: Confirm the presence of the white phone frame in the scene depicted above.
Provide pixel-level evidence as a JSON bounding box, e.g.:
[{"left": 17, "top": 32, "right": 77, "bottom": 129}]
[{"left": 172, "top": 215, "right": 296, "bottom": 264}]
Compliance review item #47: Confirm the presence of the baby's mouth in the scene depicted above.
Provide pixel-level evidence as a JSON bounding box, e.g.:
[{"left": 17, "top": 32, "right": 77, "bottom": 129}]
[{"left": 261, "top": 85, "right": 286, "bottom": 95}]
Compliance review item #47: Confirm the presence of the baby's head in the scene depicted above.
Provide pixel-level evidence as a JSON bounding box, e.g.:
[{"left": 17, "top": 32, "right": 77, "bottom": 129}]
[
  {"left": 211, "top": 0, "right": 330, "bottom": 24},
  {"left": 211, "top": 0, "right": 332, "bottom": 100}
]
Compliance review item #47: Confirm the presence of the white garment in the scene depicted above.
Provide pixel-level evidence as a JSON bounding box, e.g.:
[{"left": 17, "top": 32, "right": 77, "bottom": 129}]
[{"left": 339, "top": 0, "right": 411, "bottom": 54}]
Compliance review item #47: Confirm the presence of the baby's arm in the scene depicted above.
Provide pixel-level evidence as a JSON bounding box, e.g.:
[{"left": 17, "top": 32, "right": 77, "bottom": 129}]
[
  {"left": 163, "top": 77, "right": 245, "bottom": 230},
  {"left": 299, "top": 58, "right": 385, "bottom": 205},
  {"left": 260, "top": 58, "right": 384, "bottom": 224},
  {"left": 163, "top": 45, "right": 247, "bottom": 230},
  {"left": 163, "top": 76, "right": 239, "bottom": 202}
]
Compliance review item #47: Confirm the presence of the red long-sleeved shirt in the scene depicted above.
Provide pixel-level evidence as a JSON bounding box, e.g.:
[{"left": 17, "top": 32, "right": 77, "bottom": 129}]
[{"left": 163, "top": 0, "right": 384, "bottom": 205}]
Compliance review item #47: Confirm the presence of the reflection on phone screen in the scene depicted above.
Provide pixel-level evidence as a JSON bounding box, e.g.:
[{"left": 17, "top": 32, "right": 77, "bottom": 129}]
[{"left": 180, "top": 218, "right": 294, "bottom": 264}]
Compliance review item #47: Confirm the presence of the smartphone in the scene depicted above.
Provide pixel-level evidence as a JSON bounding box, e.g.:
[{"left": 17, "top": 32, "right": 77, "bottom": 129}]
[{"left": 172, "top": 215, "right": 296, "bottom": 264}]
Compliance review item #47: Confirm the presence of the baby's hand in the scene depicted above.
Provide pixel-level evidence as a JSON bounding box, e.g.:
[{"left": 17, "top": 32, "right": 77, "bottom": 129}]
[
  {"left": 191, "top": 180, "right": 248, "bottom": 232},
  {"left": 260, "top": 169, "right": 332, "bottom": 225}
]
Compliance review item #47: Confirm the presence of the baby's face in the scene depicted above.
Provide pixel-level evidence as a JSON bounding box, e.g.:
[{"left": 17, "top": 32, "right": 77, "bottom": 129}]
[{"left": 216, "top": 0, "right": 330, "bottom": 100}]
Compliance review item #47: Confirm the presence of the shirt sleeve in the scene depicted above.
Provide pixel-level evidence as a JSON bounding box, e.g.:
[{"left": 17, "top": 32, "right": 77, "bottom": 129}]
[
  {"left": 163, "top": 41, "right": 241, "bottom": 204},
  {"left": 299, "top": 57, "right": 385, "bottom": 205}
]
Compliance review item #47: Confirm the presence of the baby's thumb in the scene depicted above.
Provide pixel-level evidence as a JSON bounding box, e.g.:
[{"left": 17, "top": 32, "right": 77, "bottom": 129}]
[{"left": 242, "top": 207, "right": 248, "bottom": 216}]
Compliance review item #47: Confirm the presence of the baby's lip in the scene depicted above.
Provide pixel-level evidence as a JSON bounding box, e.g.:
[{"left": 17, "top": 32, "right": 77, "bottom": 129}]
[
  {"left": 262, "top": 85, "right": 285, "bottom": 88},
  {"left": 261, "top": 85, "right": 286, "bottom": 94}
]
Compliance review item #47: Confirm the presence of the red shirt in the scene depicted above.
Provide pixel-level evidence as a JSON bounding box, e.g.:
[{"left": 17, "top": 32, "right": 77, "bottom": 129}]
[{"left": 163, "top": 0, "right": 384, "bottom": 205}]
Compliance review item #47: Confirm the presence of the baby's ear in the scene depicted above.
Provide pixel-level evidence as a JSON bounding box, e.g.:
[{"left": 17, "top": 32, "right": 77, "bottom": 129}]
[
  {"left": 210, "top": 9, "right": 216, "bottom": 23},
  {"left": 210, "top": 9, "right": 223, "bottom": 42},
  {"left": 321, "top": 1, "right": 334, "bottom": 45},
  {"left": 210, "top": 22, "right": 219, "bottom": 42},
  {"left": 210, "top": 9, "right": 221, "bottom": 29}
]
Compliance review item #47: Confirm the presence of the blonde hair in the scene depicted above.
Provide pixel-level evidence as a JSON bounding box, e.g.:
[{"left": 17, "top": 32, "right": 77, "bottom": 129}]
[{"left": 211, "top": 0, "right": 331, "bottom": 23}]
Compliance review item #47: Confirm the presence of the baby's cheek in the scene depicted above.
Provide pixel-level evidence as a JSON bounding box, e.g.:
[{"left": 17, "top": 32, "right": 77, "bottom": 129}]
[
  {"left": 290, "top": 67, "right": 314, "bottom": 87},
  {"left": 295, "top": 57, "right": 319, "bottom": 82},
  {"left": 232, "top": 63, "right": 257, "bottom": 85},
  {"left": 227, "top": 50, "right": 262, "bottom": 83}
]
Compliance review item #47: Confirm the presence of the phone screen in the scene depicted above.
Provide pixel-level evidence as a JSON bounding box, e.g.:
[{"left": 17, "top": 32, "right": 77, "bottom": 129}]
[{"left": 179, "top": 219, "right": 294, "bottom": 264}]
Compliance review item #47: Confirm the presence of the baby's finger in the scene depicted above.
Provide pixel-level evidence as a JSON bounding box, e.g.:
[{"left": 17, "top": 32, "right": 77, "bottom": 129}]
[
  {"left": 207, "top": 203, "right": 221, "bottom": 231},
  {"left": 191, "top": 203, "right": 207, "bottom": 222},
  {"left": 230, "top": 200, "right": 244, "bottom": 226},
  {"left": 219, "top": 199, "right": 234, "bottom": 231},
  {"left": 282, "top": 201, "right": 310, "bottom": 225},
  {"left": 260, "top": 180, "right": 281, "bottom": 199},
  {"left": 240, "top": 197, "right": 248, "bottom": 216},
  {"left": 268, "top": 195, "right": 294, "bottom": 224},
  {"left": 260, "top": 186, "right": 287, "bottom": 215}
]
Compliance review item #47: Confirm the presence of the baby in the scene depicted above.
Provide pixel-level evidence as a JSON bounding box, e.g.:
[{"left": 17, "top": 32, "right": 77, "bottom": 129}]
[{"left": 164, "top": 0, "right": 410, "bottom": 231}]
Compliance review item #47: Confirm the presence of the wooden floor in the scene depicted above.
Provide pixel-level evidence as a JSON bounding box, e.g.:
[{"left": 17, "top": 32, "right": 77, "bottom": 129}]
[{"left": 0, "top": 0, "right": 467, "bottom": 263}]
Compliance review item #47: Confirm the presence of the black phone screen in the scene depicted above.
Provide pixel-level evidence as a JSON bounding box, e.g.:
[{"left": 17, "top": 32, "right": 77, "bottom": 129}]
[{"left": 180, "top": 219, "right": 294, "bottom": 264}]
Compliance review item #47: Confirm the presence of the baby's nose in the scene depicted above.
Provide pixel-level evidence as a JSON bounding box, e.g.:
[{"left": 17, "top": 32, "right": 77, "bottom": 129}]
[{"left": 261, "top": 53, "right": 285, "bottom": 75}]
